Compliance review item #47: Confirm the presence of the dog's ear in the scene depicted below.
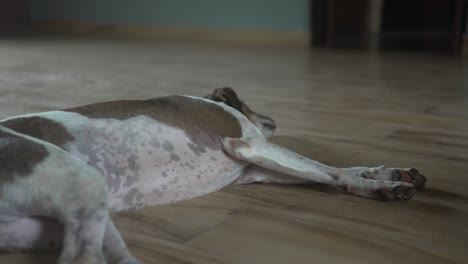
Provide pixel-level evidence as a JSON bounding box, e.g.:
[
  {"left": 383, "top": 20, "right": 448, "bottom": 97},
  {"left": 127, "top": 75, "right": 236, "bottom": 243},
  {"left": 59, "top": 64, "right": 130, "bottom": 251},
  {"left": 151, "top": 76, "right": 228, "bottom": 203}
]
[{"left": 205, "top": 87, "right": 242, "bottom": 110}]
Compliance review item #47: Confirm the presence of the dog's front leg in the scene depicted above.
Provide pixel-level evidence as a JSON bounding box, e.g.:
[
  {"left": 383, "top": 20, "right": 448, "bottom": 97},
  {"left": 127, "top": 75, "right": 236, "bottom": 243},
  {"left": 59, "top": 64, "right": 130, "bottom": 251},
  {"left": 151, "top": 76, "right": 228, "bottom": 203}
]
[
  {"left": 225, "top": 137, "right": 418, "bottom": 201},
  {"left": 235, "top": 165, "right": 311, "bottom": 185}
]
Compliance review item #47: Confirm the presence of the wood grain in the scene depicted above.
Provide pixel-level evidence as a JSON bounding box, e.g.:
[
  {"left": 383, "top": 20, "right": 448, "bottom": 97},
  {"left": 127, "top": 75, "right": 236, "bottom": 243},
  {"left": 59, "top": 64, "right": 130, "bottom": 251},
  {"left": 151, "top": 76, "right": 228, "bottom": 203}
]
[{"left": 0, "top": 37, "right": 467, "bottom": 264}]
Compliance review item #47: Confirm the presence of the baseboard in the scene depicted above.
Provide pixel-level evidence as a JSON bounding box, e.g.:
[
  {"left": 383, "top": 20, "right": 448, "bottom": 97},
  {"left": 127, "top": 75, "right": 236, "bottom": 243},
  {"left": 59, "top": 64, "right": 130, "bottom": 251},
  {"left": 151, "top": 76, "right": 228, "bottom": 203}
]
[{"left": 33, "top": 21, "right": 310, "bottom": 48}]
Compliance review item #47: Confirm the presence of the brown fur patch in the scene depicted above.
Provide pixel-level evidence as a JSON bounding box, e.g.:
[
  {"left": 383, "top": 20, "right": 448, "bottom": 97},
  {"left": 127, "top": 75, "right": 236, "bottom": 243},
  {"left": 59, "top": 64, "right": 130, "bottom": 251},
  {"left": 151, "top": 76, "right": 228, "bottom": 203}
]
[
  {"left": 65, "top": 96, "right": 243, "bottom": 148},
  {"left": 0, "top": 128, "right": 49, "bottom": 183},
  {"left": 0, "top": 117, "right": 74, "bottom": 148},
  {"left": 205, "top": 87, "right": 243, "bottom": 111}
]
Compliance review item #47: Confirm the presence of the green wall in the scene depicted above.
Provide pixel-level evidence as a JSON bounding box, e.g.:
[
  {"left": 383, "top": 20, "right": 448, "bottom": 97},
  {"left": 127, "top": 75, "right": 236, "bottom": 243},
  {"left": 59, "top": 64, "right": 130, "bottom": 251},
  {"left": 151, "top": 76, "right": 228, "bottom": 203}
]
[{"left": 29, "top": 0, "right": 310, "bottom": 31}]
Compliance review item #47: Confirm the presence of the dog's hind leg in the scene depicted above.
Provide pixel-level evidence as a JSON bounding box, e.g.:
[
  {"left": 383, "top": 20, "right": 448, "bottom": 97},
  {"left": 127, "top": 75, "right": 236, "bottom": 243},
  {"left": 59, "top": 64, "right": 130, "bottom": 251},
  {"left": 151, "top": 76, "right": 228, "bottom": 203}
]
[
  {"left": 0, "top": 143, "right": 107, "bottom": 263},
  {"left": 0, "top": 127, "right": 139, "bottom": 263},
  {"left": 51, "top": 163, "right": 110, "bottom": 264},
  {"left": 225, "top": 137, "right": 421, "bottom": 201},
  {"left": 0, "top": 166, "right": 110, "bottom": 264},
  {"left": 102, "top": 219, "right": 141, "bottom": 264},
  {"left": 59, "top": 208, "right": 107, "bottom": 264},
  {"left": 0, "top": 216, "right": 64, "bottom": 252},
  {"left": 0, "top": 216, "right": 140, "bottom": 264}
]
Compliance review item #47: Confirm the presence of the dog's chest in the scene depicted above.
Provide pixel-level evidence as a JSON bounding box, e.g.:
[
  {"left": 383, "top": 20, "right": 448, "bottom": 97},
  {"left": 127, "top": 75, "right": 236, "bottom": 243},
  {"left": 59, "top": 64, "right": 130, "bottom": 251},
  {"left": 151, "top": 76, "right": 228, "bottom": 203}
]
[{"left": 59, "top": 115, "right": 247, "bottom": 211}]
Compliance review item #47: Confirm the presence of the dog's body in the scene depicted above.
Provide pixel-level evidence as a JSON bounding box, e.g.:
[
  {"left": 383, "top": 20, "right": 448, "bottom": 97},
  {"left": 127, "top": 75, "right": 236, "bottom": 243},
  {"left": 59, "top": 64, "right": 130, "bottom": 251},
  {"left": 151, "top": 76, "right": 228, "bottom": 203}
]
[
  {"left": 0, "top": 88, "right": 426, "bottom": 263},
  {"left": 2, "top": 96, "right": 251, "bottom": 212}
]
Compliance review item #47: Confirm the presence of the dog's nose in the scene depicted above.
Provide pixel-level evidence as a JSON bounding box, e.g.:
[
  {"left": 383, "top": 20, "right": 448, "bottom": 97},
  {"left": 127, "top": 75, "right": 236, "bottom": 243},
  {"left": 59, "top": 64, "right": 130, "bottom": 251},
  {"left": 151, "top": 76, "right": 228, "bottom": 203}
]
[{"left": 263, "top": 120, "right": 276, "bottom": 131}]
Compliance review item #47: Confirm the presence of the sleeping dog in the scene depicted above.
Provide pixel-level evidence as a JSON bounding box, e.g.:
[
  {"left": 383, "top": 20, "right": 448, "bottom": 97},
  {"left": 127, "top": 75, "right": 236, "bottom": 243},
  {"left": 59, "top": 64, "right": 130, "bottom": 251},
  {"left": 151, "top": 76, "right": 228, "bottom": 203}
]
[{"left": 0, "top": 87, "right": 426, "bottom": 263}]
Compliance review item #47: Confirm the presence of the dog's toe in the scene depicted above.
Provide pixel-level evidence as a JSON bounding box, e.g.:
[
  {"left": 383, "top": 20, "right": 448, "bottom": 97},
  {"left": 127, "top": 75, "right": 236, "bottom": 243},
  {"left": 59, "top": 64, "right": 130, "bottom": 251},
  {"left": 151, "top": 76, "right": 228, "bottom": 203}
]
[
  {"left": 390, "top": 168, "right": 427, "bottom": 191},
  {"left": 408, "top": 168, "right": 427, "bottom": 190},
  {"left": 393, "top": 184, "right": 416, "bottom": 200},
  {"left": 391, "top": 169, "right": 402, "bottom": 181},
  {"left": 375, "top": 188, "right": 395, "bottom": 201}
]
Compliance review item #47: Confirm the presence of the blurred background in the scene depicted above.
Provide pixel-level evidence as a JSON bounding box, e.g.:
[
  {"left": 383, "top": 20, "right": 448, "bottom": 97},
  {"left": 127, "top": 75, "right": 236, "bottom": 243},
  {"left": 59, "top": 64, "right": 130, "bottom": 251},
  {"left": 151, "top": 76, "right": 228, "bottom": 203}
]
[
  {"left": 1, "top": 0, "right": 467, "bottom": 54},
  {"left": 1, "top": 1, "right": 468, "bottom": 264}
]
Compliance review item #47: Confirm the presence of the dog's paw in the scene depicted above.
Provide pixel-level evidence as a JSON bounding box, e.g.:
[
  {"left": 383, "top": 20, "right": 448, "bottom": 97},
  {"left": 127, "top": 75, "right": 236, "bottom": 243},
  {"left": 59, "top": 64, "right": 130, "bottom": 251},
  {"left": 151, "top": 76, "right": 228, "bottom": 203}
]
[
  {"left": 350, "top": 166, "right": 427, "bottom": 191},
  {"left": 375, "top": 183, "right": 416, "bottom": 201},
  {"left": 391, "top": 168, "right": 426, "bottom": 190}
]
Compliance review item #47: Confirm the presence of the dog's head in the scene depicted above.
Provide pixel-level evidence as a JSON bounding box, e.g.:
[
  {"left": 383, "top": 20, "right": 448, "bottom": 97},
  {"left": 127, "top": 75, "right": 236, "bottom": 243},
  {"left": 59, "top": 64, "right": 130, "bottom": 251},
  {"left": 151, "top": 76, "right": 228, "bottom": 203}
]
[{"left": 205, "top": 87, "right": 276, "bottom": 137}]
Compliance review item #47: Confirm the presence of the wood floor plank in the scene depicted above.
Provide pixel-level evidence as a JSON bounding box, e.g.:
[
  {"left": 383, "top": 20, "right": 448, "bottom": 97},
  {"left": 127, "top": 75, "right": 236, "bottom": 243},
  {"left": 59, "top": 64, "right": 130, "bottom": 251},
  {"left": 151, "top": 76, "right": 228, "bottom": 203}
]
[{"left": 186, "top": 208, "right": 458, "bottom": 264}]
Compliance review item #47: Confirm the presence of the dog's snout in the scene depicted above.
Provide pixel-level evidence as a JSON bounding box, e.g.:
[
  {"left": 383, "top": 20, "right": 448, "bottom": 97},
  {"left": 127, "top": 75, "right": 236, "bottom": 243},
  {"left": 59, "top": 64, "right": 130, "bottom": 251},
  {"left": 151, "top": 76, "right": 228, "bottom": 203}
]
[
  {"left": 263, "top": 121, "right": 276, "bottom": 131},
  {"left": 260, "top": 118, "right": 276, "bottom": 137}
]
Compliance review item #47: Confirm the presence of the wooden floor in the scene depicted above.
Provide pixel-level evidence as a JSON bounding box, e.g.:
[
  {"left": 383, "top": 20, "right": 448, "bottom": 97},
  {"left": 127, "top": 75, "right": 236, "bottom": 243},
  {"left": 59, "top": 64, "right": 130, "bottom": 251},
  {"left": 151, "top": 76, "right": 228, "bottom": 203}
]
[{"left": 0, "top": 37, "right": 467, "bottom": 264}]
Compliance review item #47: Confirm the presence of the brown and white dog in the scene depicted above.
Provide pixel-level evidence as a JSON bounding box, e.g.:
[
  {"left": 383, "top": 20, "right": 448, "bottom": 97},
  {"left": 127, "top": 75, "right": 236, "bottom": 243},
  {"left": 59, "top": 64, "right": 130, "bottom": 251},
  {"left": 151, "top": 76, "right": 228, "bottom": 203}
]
[{"left": 0, "top": 87, "right": 426, "bottom": 264}]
